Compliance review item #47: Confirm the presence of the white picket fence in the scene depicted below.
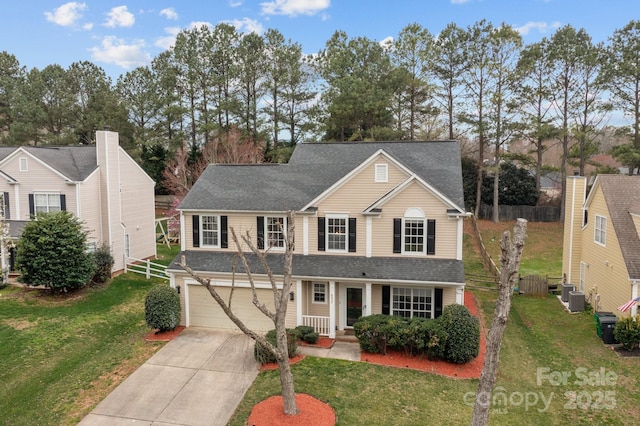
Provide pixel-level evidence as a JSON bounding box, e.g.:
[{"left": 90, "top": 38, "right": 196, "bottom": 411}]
[{"left": 124, "top": 257, "right": 169, "bottom": 280}]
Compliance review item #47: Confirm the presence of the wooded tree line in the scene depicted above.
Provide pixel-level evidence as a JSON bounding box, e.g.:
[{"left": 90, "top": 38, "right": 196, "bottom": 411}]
[{"left": 1, "top": 20, "right": 640, "bottom": 217}]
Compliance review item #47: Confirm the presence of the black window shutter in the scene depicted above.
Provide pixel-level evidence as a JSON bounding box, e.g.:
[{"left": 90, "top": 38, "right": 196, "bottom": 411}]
[
  {"left": 3, "top": 192, "right": 9, "bottom": 219},
  {"left": 220, "top": 215, "right": 228, "bottom": 248},
  {"left": 257, "top": 216, "right": 264, "bottom": 249},
  {"left": 393, "top": 218, "right": 402, "bottom": 253},
  {"left": 427, "top": 219, "right": 436, "bottom": 255},
  {"left": 382, "top": 285, "right": 390, "bottom": 315},
  {"left": 317, "top": 217, "right": 325, "bottom": 251},
  {"left": 434, "top": 288, "right": 443, "bottom": 318},
  {"left": 192, "top": 215, "right": 200, "bottom": 247},
  {"left": 28, "top": 194, "right": 34, "bottom": 216},
  {"left": 60, "top": 194, "right": 66, "bottom": 211},
  {"left": 348, "top": 217, "right": 356, "bottom": 252}
]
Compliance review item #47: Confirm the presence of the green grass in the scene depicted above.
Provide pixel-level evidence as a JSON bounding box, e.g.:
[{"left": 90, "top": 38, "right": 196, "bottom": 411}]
[{"left": 0, "top": 244, "right": 180, "bottom": 425}]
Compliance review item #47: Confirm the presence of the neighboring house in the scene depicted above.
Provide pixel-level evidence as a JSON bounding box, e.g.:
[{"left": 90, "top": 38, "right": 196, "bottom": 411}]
[
  {"left": 0, "top": 130, "right": 156, "bottom": 274},
  {"left": 167, "top": 141, "right": 468, "bottom": 338},
  {"left": 563, "top": 175, "right": 640, "bottom": 317}
]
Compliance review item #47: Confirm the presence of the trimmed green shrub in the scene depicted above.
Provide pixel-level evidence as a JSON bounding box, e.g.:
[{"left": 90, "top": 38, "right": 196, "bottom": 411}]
[
  {"left": 254, "top": 328, "right": 298, "bottom": 364},
  {"left": 438, "top": 304, "right": 480, "bottom": 364},
  {"left": 614, "top": 316, "right": 640, "bottom": 351},
  {"left": 354, "top": 314, "right": 401, "bottom": 354},
  {"left": 293, "top": 325, "right": 315, "bottom": 340},
  {"left": 91, "top": 243, "right": 114, "bottom": 284},
  {"left": 144, "top": 285, "right": 181, "bottom": 332},
  {"left": 409, "top": 318, "right": 448, "bottom": 360}
]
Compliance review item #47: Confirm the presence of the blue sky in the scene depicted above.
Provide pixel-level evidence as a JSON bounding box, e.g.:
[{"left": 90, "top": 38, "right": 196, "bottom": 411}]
[{"left": 2, "top": 1, "right": 638, "bottom": 81}]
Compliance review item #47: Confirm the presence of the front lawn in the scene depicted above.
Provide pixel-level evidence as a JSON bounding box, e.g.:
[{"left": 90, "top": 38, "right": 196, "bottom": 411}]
[{"left": 0, "top": 244, "right": 180, "bottom": 425}]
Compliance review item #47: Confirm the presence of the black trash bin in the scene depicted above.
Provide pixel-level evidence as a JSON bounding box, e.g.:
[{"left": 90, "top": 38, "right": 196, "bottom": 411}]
[
  {"left": 595, "top": 312, "right": 616, "bottom": 338},
  {"left": 600, "top": 316, "right": 618, "bottom": 345}
]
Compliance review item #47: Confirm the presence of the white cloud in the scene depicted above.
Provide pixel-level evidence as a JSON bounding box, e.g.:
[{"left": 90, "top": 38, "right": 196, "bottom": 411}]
[
  {"left": 160, "top": 7, "right": 178, "bottom": 20},
  {"left": 104, "top": 5, "right": 135, "bottom": 28},
  {"left": 380, "top": 36, "right": 394, "bottom": 49},
  {"left": 229, "top": 0, "right": 243, "bottom": 7},
  {"left": 82, "top": 22, "right": 94, "bottom": 30},
  {"left": 261, "top": 0, "right": 330, "bottom": 16},
  {"left": 515, "top": 21, "right": 562, "bottom": 36},
  {"left": 227, "top": 18, "right": 264, "bottom": 34},
  {"left": 451, "top": 0, "right": 469, "bottom": 4},
  {"left": 90, "top": 36, "right": 150, "bottom": 69},
  {"left": 44, "top": 2, "right": 87, "bottom": 26},
  {"left": 188, "top": 21, "right": 214, "bottom": 30},
  {"left": 155, "top": 26, "right": 181, "bottom": 50}
]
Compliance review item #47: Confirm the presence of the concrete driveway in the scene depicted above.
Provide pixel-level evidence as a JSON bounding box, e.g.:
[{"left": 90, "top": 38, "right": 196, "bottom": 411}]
[{"left": 79, "top": 328, "right": 258, "bottom": 426}]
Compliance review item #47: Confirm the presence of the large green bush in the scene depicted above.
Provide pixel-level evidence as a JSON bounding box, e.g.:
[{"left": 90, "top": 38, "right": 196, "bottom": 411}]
[
  {"left": 254, "top": 329, "right": 298, "bottom": 364},
  {"left": 614, "top": 316, "right": 640, "bottom": 351},
  {"left": 354, "top": 314, "right": 400, "bottom": 354},
  {"left": 438, "top": 304, "right": 480, "bottom": 364},
  {"left": 144, "top": 285, "right": 181, "bottom": 332},
  {"left": 294, "top": 325, "right": 319, "bottom": 344},
  {"left": 91, "top": 243, "right": 114, "bottom": 284},
  {"left": 16, "top": 211, "right": 94, "bottom": 292}
]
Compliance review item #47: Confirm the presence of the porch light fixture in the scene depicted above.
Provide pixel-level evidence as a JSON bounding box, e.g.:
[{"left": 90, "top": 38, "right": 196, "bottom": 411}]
[
  {"left": 289, "top": 291, "right": 295, "bottom": 301},
  {"left": 176, "top": 285, "right": 181, "bottom": 294}
]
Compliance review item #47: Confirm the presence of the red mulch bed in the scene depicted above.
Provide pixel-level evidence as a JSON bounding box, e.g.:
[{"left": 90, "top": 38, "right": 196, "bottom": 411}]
[
  {"left": 299, "top": 336, "right": 334, "bottom": 348},
  {"left": 144, "top": 326, "right": 185, "bottom": 342},
  {"left": 260, "top": 355, "right": 306, "bottom": 371},
  {"left": 361, "top": 291, "right": 486, "bottom": 379},
  {"left": 248, "top": 393, "right": 336, "bottom": 426}
]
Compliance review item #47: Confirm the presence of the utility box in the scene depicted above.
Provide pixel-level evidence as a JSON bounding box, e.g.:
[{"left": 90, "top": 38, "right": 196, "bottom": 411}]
[
  {"left": 561, "top": 284, "right": 575, "bottom": 302},
  {"left": 569, "top": 291, "right": 585, "bottom": 312},
  {"left": 600, "top": 316, "right": 618, "bottom": 345}
]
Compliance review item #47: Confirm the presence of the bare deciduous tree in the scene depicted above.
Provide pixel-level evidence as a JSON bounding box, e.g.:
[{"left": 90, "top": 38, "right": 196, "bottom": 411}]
[{"left": 179, "top": 211, "right": 299, "bottom": 415}]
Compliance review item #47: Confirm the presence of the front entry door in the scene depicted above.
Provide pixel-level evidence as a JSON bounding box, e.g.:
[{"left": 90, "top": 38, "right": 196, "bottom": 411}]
[{"left": 346, "top": 287, "right": 363, "bottom": 327}]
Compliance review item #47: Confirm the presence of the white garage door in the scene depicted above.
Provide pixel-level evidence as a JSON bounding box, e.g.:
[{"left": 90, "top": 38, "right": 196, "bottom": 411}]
[{"left": 188, "top": 284, "right": 275, "bottom": 331}]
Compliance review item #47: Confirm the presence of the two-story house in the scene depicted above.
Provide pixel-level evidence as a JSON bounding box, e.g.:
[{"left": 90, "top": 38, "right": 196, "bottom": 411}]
[
  {"left": 563, "top": 175, "right": 640, "bottom": 317},
  {"left": 0, "top": 130, "right": 156, "bottom": 274},
  {"left": 168, "top": 141, "right": 468, "bottom": 338}
]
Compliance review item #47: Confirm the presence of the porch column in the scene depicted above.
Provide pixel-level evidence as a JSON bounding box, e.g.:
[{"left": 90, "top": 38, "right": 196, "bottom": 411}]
[
  {"left": 456, "top": 286, "right": 464, "bottom": 305},
  {"left": 632, "top": 281, "right": 639, "bottom": 317},
  {"left": 365, "top": 282, "right": 372, "bottom": 316},
  {"left": 366, "top": 216, "right": 372, "bottom": 257},
  {"left": 296, "top": 280, "right": 302, "bottom": 326},
  {"left": 456, "top": 217, "right": 463, "bottom": 260},
  {"left": 303, "top": 216, "right": 309, "bottom": 255},
  {"left": 329, "top": 281, "right": 336, "bottom": 338}
]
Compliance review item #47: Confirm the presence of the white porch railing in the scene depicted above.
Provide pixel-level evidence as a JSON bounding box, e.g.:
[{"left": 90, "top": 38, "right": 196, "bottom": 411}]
[
  {"left": 301, "top": 315, "right": 330, "bottom": 336},
  {"left": 124, "top": 257, "right": 168, "bottom": 280}
]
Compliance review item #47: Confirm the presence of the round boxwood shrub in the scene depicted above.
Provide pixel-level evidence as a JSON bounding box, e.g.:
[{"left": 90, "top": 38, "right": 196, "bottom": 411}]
[
  {"left": 294, "top": 325, "right": 320, "bottom": 344},
  {"left": 254, "top": 328, "right": 298, "bottom": 364},
  {"left": 614, "top": 316, "right": 640, "bottom": 351},
  {"left": 145, "top": 285, "right": 181, "bottom": 332},
  {"left": 91, "top": 243, "right": 114, "bottom": 284},
  {"left": 438, "top": 304, "right": 480, "bottom": 364}
]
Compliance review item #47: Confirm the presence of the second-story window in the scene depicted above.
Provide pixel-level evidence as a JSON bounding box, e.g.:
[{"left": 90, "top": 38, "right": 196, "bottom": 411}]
[
  {"left": 266, "top": 216, "right": 285, "bottom": 249},
  {"left": 327, "top": 214, "right": 347, "bottom": 252},
  {"left": 201, "top": 215, "right": 220, "bottom": 247},
  {"left": 34, "top": 193, "right": 62, "bottom": 214}
]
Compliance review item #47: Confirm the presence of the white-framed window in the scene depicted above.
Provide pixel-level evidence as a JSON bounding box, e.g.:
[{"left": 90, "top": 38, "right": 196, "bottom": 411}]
[
  {"left": 19, "top": 157, "right": 28, "bottom": 171},
  {"left": 124, "top": 234, "right": 130, "bottom": 258},
  {"left": 595, "top": 215, "right": 606, "bottom": 246},
  {"left": 375, "top": 163, "right": 388, "bottom": 182},
  {"left": 326, "top": 214, "right": 348, "bottom": 252},
  {"left": 266, "top": 216, "right": 286, "bottom": 249},
  {"left": 403, "top": 208, "right": 425, "bottom": 254},
  {"left": 201, "top": 215, "right": 220, "bottom": 247},
  {"left": 34, "top": 192, "right": 62, "bottom": 214},
  {"left": 313, "top": 283, "right": 327, "bottom": 304},
  {"left": 392, "top": 287, "right": 433, "bottom": 318}
]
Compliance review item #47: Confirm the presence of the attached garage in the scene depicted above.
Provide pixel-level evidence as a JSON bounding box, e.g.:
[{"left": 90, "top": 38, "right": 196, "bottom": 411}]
[{"left": 187, "top": 283, "right": 275, "bottom": 332}]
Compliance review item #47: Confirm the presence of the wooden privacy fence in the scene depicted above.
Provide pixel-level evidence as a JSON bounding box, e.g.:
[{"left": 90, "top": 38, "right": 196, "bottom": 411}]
[
  {"left": 517, "top": 274, "right": 562, "bottom": 296},
  {"left": 478, "top": 204, "right": 560, "bottom": 222}
]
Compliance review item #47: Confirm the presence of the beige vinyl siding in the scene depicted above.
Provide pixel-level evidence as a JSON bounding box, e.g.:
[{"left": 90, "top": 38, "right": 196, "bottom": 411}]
[
  {"left": 372, "top": 181, "right": 457, "bottom": 258},
  {"left": 119, "top": 150, "right": 156, "bottom": 263},
  {"left": 580, "top": 187, "right": 631, "bottom": 314},
  {"left": 371, "top": 285, "right": 382, "bottom": 314},
  {"left": 562, "top": 177, "right": 586, "bottom": 285},
  {"left": 305, "top": 281, "right": 331, "bottom": 317},
  {"left": 442, "top": 287, "right": 457, "bottom": 307},
  {"left": 78, "top": 171, "right": 103, "bottom": 245}
]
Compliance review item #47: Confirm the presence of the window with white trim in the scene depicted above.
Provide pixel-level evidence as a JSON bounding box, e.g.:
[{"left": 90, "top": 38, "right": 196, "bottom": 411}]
[
  {"left": 392, "top": 287, "right": 432, "bottom": 318},
  {"left": 327, "top": 214, "right": 347, "bottom": 252},
  {"left": 266, "top": 216, "right": 285, "bottom": 249},
  {"left": 595, "top": 215, "right": 606, "bottom": 245},
  {"left": 313, "top": 283, "right": 327, "bottom": 303},
  {"left": 201, "top": 215, "right": 220, "bottom": 247},
  {"left": 19, "top": 157, "right": 28, "bottom": 171},
  {"left": 375, "top": 163, "right": 388, "bottom": 182},
  {"left": 403, "top": 208, "right": 425, "bottom": 254},
  {"left": 34, "top": 193, "right": 61, "bottom": 214}
]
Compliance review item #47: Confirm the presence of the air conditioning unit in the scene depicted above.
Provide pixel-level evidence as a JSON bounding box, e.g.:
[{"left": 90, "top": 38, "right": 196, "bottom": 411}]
[
  {"left": 561, "top": 284, "right": 575, "bottom": 302},
  {"left": 569, "top": 291, "right": 585, "bottom": 312}
]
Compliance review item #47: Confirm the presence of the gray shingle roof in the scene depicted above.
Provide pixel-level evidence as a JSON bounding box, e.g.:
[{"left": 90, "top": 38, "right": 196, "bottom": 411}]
[
  {"left": 179, "top": 141, "right": 465, "bottom": 212},
  {"left": 0, "top": 146, "right": 98, "bottom": 181},
  {"left": 169, "top": 251, "right": 465, "bottom": 285},
  {"left": 598, "top": 175, "right": 640, "bottom": 279}
]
